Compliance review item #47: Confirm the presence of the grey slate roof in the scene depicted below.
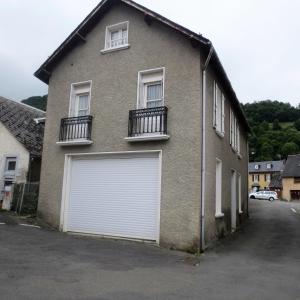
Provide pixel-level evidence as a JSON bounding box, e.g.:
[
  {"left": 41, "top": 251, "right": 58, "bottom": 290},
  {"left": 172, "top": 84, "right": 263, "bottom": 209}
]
[
  {"left": 282, "top": 155, "right": 300, "bottom": 178},
  {"left": 248, "top": 160, "right": 285, "bottom": 173},
  {"left": 0, "top": 96, "right": 45, "bottom": 157},
  {"left": 269, "top": 173, "right": 282, "bottom": 189}
]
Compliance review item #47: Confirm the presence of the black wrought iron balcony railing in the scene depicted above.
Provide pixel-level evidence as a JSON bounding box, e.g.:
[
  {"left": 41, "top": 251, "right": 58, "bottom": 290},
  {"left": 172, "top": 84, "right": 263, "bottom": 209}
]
[
  {"left": 59, "top": 115, "right": 93, "bottom": 142},
  {"left": 128, "top": 106, "right": 168, "bottom": 137}
]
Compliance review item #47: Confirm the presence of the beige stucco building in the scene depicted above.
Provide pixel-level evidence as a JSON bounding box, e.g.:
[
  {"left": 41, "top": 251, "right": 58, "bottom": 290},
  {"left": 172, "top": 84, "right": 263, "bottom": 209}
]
[
  {"left": 282, "top": 155, "right": 300, "bottom": 201},
  {"left": 35, "top": 0, "right": 250, "bottom": 251}
]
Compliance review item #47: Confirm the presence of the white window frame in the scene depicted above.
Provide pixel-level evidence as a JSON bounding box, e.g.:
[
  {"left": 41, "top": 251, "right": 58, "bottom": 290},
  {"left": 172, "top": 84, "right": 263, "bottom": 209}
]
[
  {"left": 238, "top": 173, "right": 243, "bottom": 213},
  {"left": 253, "top": 174, "right": 259, "bottom": 182},
  {"left": 102, "top": 21, "right": 130, "bottom": 53},
  {"left": 3, "top": 156, "right": 18, "bottom": 178},
  {"left": 137, "top": 68, "right": 165, "bottom": 109},
  {"left": 230, "top": 108, "right": 241, "bottom": 154},
  {"left": 69, "top": 81, "right": 92, "bottom": 117},
  {"left": 213, "top": 82, "right": 225, "bottom": 137},
  {"left": 215, "top": 158, "right": 224, "bottom": 218},
  {"left": 266, "top": 163, "right": 272, "bottom": 169}
]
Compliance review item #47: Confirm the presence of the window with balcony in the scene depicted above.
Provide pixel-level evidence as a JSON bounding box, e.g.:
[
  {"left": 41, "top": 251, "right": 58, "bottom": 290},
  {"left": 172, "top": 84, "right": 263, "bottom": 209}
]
[
  {"left": 126, "top": 68, "right": 169, "bottom": 142},
  {"left": 57, "top": 81, "right": 93, "bottom": 146}
]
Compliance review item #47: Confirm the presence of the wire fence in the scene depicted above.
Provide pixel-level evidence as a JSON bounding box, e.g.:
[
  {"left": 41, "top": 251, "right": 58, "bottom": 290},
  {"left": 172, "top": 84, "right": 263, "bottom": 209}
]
[{"left": 11, "top": 182, "right": 40, "bottom": 215}]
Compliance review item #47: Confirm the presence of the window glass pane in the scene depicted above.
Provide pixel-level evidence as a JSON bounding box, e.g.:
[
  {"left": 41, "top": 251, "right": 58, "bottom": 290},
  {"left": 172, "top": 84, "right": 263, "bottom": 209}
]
[
  {"left": 7, "top": 161, "right": 16, "bottom": 171},
  {"left": 111, "top": 30, "right": 119, "bottom": 41},
  {"left": 147, "top": 83, "right": 162, "bottom": 100},
  {"left": 78, "top": 94, "right": 89, "bottom": 110}
]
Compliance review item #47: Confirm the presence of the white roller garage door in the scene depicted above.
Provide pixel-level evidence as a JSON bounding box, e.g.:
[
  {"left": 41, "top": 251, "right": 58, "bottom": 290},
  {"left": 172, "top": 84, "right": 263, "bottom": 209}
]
[{"left": 64, "top": 153, "right": 160, "bottom": 241}]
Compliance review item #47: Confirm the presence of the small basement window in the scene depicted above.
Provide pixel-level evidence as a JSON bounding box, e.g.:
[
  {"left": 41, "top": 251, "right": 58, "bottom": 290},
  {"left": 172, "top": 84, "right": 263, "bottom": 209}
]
[{"left": 103, "top": 21, "right": 129, "bottom": 52}]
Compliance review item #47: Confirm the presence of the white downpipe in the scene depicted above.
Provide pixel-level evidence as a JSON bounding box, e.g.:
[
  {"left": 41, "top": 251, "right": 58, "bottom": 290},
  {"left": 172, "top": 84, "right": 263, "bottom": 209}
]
[{"left": 200, "top": 46, "right": 213, "bottom": 251}]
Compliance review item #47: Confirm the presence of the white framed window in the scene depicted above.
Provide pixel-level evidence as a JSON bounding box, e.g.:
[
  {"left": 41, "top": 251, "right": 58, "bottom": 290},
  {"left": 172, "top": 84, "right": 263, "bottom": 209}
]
[
  {"left": 230, "top": 108, "right": 240, "bottom": 153},
  {"left": 213, "top": 82, "right": 225, "bottom": 136},
  {"left": 265, "top": 174, "right": 271, "bottom": 182},
  {"left": 266, "top": 163, "right": 272, "bottom": 169},
  {"left": 69, "top": 81, "right": 92, "bottom": 117},
  {"left": 103, "top": 21, "right": 129, "bottom": 51},
  {"left": 238, "top": 173, "right": 242, "bottom": 213},
  {"left": 254, "top": 164, "right": 259, "bottom": 170},
  {"left": 215, "top": 158, "right": 223, "bottom": 217},
  {"left": 4, "top": 157, "right": 17, "bottom": 178},
  {"left": 137, "top": 68, "right": 165, "bottom": 109},
  {"left": 253, "top": 174, "right": 259, "bottom": 182}
]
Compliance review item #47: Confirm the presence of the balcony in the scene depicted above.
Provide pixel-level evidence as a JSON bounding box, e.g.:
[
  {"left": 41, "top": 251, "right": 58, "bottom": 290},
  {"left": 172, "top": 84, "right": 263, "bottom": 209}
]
[
  {"left": 125, "top": 106, "right": 169, "bottom": 142},
  {"left": 57, "top": 115, "right": 93, "bottom": 146}
]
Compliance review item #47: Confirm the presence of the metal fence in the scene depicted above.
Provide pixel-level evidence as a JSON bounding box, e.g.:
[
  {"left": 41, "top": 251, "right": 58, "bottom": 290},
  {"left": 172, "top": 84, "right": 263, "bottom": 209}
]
[{"left": 11, "top": 182, "right": 40, "bottom": 215}]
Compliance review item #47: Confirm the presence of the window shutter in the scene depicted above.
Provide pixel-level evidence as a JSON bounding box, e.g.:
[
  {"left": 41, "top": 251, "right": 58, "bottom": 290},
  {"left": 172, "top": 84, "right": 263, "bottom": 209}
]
[
  {"left": 213, "top": 82, "right": 217, "bottom": 128},
  {"left": 221, "top": 95, "right": 225, "bottom": 134}
]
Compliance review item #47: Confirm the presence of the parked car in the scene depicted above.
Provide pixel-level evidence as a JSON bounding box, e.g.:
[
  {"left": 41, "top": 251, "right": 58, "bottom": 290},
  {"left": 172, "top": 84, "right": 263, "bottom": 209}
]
[{"left": 249, "top": 190, "right": 278, "bottom": 201}]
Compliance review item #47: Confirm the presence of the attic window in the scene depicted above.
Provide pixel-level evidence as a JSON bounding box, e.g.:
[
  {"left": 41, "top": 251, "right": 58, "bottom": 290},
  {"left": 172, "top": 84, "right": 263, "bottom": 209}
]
[
  {"left": 254, "top": 164, "right": 260, "bottom": 170},
  {"left": 266, "top": 163, "right": 272, "bottom": 169},
  {"left": 101, "top": 21, "right": 130, "bottom": 53}
]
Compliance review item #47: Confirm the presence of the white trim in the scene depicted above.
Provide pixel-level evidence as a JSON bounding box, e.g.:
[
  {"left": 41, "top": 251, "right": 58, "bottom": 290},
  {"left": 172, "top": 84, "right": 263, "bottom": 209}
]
[
  {"left": 101, "top": 44, "right": 130, "bottom": 54},
  {"left": 56, "top": 140, "right": 93, "bottom": 146},
  {"left": 137, "top": 67, "right": 166, "bottom": 109},
  {"left": 124, "top": 134, "right": 169, "bottom": 142},
  {"left": 68, "top": 80, "right": 92, "bottom": 117},
  {"left": 103, "top": 21, "right": 129, "bottom": 51},
  {"left": 215, "top": 158, "right": 223, "bottom": 217},
  {"left": 215, "top": 212, "right": 224, "bottom": 219},
  {"left": 59, "top": 150, "right": 162, "bottom": 244},
  {"left": 238, "top": 173, "right": 243, "bottom": 214},
  {"left": 34, "top": 117, "right": 46, "bottom": 124}
]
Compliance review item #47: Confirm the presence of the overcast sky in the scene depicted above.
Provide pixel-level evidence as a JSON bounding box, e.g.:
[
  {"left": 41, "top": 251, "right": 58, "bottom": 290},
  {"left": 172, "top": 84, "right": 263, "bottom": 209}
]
[{"left": 0, "top": 0, "right": 299, "bottom": 105}]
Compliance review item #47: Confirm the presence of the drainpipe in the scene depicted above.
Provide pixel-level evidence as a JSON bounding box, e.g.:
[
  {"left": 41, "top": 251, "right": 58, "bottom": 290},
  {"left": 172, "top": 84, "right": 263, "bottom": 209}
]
[{"left": 200, "top": 44, "right": 214, "bottom": 252}]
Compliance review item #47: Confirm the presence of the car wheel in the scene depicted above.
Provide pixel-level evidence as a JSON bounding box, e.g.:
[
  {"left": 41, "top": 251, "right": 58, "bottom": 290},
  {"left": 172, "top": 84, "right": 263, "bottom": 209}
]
[
  {"left": 250, "top": 196, "right": 255, "bottom": 199},
  {"left": 269, "top": 197, "right": 274, "bottom": 202}
]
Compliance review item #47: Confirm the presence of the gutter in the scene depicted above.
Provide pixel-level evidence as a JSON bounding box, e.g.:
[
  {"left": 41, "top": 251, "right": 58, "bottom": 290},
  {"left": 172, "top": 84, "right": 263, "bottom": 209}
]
[{"left": 200, "top": 44, "right": 214, "bottom": 252}]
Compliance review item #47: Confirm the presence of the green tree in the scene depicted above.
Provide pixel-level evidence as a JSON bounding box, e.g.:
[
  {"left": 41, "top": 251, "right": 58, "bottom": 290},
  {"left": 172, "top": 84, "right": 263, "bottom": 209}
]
[
  {"left": 260, "top": 142, "right": 273, "bottom": 161},
  {"left": 281, "top": 142, "right": 299, "bottom": 158},
  {"left": 272, "top": 119, "right": 281, "bottom": 130},
  {"left": 294, "top": 119, "right": 300, "bottom": 131}
]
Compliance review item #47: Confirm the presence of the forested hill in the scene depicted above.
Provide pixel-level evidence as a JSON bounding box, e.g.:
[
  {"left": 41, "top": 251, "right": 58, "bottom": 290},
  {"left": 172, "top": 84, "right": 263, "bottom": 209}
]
[
  {"left": 241, "top": 100, "right": 300, "bottom": 162},
  {"left": 21, "top": 95, "right": 47, "bottom": 111}
]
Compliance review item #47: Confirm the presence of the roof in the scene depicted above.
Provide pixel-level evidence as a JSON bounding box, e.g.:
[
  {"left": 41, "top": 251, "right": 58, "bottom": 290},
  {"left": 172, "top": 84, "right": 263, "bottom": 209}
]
[
  {"left": 248, "top": 160, "right": 285, "bottom": 174},
  {"left": 282, "top": 155, "right": 300, "bottom": 178},
  {"left": 269, "top": 173, "right": 282, "bottom": 189},
  {"left": 34, "top": 0, "right": 250, "bottom": 133},
  {"left": 0, "top": 96, "right": 45, "bottom": 157}
]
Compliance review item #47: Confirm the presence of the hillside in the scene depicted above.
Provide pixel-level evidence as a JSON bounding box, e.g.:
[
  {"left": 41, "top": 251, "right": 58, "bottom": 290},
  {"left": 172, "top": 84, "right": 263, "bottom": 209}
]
[
  {"left": 21, "top": 95, "right": 47, "bottom": 111},
  {"left": 241, "top": 100, "right": 300, "bottom": 162}
]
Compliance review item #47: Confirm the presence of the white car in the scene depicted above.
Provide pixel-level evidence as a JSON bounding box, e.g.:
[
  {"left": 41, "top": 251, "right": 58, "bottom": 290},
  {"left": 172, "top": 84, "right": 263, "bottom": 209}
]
[{"left": 249, "top": 190, "right": 278, "bottom": 201}]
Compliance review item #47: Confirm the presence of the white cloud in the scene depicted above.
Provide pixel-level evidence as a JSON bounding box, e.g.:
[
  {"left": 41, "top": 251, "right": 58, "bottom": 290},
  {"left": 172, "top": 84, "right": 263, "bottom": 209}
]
[{"left": 0, "top": 0, "right": 299, "bottom": 105}]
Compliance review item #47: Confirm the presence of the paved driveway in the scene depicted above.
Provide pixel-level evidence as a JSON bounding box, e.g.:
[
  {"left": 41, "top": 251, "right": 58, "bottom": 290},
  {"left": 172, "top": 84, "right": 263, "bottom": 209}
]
[{"left": 0, "top": 200, "right": 300, "bottom": 300}]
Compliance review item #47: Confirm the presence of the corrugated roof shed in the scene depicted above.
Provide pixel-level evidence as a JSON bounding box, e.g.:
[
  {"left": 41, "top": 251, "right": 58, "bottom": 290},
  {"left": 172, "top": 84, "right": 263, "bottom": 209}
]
[
  {"left": 0, "top": 96, "right": 45, "bottom": 157},
  {"left": 282, "top": 155, "right": 300, "bottom": 178}
]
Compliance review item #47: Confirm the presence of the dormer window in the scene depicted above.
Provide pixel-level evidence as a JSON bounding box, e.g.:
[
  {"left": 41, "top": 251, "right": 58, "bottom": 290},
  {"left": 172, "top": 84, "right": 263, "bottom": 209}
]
[
  {"left": 266, "top": 163, "right": 272, "bottom": 169},
  {"left": 254, "top": 164, "right": 259, "bottom": 170},
  {"left": 102, "top": 21, "right": 130, "bottom": 53}
]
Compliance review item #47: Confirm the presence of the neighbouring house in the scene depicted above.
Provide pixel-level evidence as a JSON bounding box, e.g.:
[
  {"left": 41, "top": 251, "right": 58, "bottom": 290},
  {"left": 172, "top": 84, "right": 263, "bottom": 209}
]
[
  {"left": 282, "top": 154, "right": 300, "bottom": 201},
  {"left": 248, "top": 160, "right": 284, "bottom": 192},
  {"left": 0, "top": 96, "right": 45, "bottom": 209},
  {"left": 269, "top": 173, "right": 283, "bottom": 199},
  {"left": 34, "top": 0, "right": 250, "bottom": 251}
]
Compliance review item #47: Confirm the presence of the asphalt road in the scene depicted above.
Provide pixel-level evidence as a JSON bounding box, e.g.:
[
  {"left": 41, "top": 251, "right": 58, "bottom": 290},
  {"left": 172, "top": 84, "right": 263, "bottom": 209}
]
[{"left": 0, "top": 199, "right": 299, "bottom": 300}]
